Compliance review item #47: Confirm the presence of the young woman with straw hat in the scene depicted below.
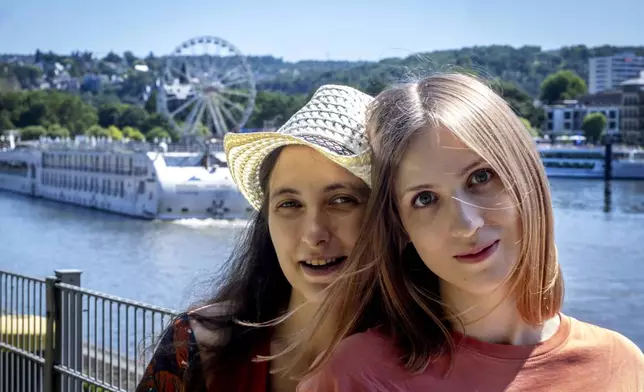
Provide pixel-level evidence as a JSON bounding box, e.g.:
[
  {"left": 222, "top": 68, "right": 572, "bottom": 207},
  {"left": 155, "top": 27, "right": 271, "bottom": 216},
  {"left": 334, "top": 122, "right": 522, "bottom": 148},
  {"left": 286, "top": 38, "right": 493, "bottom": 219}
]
[
  {"left": 135, "top": 84, "right": 378, "bottom": 392},
  {"left": 295, "top": 73, "right": 644, "bottom": 391}
]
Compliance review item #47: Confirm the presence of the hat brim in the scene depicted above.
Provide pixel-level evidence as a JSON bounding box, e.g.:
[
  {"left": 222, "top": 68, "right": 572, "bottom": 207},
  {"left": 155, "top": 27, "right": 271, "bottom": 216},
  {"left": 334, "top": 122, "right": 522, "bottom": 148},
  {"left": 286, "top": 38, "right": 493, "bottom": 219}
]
[{"left": 224, "top": 131, "right": 371, "bottom": 211}]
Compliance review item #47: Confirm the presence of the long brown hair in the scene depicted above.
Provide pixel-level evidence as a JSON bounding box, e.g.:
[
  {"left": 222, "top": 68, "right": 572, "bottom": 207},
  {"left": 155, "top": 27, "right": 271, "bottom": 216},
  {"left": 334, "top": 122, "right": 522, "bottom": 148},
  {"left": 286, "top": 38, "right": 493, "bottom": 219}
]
[
  {"left": 291, "top": 72, "right": 564, "bottom": 378},
  {"left": 139, "top": 147, "right": 294, "bottom": 392}
]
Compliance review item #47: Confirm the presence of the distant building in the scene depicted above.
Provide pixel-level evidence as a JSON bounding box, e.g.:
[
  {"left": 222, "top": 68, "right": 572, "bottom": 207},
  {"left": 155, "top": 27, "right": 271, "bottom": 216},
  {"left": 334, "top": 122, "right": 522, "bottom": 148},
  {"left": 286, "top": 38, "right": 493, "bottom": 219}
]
[
  {"left": 544, "top": 96, "right": 621, "bottom": 136},
  {"left": 588, "top": 52, "right": 644, "bottom": 94},
  {"left": 620, "top": 70, "right": 644, "bottom": 142},
  {"left": 81, "top": 74, "right": 102, "bottom": 92}
]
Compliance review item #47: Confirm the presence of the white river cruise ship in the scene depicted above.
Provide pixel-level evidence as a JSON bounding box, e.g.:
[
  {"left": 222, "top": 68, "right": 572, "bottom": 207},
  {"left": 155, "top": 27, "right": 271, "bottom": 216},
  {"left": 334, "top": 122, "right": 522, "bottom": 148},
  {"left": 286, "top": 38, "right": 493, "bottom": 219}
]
[
  {"left": 538, "top": 145, "right": 644, "bottom": 180},
  {"left": 0, "top": 135, "right": 253, "bottom": 220}
]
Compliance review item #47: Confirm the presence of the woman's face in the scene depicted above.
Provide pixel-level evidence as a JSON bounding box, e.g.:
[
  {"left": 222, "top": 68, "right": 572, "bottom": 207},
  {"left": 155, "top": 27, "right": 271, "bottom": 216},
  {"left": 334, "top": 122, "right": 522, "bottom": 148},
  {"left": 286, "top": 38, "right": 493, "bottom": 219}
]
[
  {"left": 394, "top": 126, "right": 522, "bottom": 298},
  {"left": 267, "top": 145, "right": 369, "bottom": 301}
]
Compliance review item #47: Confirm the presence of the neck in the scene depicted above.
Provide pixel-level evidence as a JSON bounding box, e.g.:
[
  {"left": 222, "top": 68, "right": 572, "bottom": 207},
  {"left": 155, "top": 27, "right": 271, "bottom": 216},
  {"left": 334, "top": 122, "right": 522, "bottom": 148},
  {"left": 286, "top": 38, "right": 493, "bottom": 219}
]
[
  {"left": 440, "top": 281, "right": 559, "bottom": 346},
  {"left": 269, "top": 290, "right": 331, "bottom": 392},
  {"left": 274, "top": 290, "right": 322, "bottom": 345}
]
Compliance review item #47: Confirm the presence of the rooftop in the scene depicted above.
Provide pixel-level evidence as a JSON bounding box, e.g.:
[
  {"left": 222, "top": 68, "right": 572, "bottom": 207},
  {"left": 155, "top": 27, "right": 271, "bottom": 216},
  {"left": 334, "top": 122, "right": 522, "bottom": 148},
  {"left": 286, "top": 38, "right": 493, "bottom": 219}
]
[{"left": 621, "top": 70, "right": 644, "bottom": 87}]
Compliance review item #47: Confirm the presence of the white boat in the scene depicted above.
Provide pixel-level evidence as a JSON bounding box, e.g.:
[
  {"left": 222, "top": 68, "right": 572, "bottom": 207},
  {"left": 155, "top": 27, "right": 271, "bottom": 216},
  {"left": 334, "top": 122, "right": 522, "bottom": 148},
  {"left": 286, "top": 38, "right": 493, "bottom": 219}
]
[
  {"left": 538, "top": 145, "right": 644, "bottom": 180},
  {"left": 0, "top": 135, "right": 253, "bottom": 220}
]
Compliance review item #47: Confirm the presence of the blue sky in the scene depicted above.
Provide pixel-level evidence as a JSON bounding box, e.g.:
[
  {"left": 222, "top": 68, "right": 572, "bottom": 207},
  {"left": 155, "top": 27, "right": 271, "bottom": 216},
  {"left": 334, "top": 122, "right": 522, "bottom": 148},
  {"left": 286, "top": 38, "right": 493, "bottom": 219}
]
[{"left": 1, "top": 0, "right": 642, "bottom": 61}]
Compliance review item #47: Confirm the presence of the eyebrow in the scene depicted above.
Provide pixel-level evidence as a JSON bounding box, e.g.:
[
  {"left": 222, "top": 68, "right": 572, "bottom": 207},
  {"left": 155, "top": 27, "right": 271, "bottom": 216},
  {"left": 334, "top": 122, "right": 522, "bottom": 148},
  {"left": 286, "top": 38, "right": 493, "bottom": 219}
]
[
  {"left": 401, "top": 159, "right": 484, "bottom": 194},
  {"left": 269, "top": 182, "right": 367, "bottom": 200}
]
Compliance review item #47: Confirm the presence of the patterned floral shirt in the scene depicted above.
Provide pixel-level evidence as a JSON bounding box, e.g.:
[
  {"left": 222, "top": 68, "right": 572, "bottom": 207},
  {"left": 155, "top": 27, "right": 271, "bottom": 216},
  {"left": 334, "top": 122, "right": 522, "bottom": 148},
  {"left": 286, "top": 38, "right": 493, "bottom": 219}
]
[{"left": 135, "top": 312, "right": 271, "bottom": 392}]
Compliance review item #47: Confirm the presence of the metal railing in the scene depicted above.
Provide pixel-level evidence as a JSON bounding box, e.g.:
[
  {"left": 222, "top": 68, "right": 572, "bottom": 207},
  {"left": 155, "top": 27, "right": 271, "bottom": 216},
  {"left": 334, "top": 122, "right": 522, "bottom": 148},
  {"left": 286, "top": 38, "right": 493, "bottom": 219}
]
[{"left": 0, "top": 269, "right": 178, "bottom": 392}]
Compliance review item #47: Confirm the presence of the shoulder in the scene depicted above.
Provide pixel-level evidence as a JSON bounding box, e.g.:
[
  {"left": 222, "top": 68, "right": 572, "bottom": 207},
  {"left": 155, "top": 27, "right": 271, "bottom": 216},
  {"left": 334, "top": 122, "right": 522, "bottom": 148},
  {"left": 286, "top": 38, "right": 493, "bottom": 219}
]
[
  {"left": 186, "top": 301, "right": 239, "bottom": 348},
  {"left": 136, "top": 301, "right": 244, "bottom": 392},
  {"left": 567, "top": 315, "right": 644, "bottom": 363},
  {"left": 298, "top": 329, "right": 405, "bottom": 392},
  {"left": 135, "top": 313, "right": 199, "bottom": 392},
  {"left": 331, "top": 327, "right": 397, "bottom": 361}
]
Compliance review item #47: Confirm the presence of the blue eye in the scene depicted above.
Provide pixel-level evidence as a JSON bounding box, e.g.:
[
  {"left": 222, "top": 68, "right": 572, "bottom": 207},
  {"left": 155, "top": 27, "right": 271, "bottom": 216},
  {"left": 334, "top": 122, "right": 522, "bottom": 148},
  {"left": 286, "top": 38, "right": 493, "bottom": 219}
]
[
  {"left": 469, "top": 169, "right": 494, "bottom": 186},
  {"left": 412, "top": 191, "right": 437, "bottom": 208}
]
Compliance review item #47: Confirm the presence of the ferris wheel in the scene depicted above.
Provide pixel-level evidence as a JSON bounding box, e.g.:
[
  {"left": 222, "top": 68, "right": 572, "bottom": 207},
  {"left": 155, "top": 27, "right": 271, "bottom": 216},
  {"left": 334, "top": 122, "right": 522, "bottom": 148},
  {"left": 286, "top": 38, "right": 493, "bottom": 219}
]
[{"left": 156, "top": 36, "right": 257, "bottom": 140}]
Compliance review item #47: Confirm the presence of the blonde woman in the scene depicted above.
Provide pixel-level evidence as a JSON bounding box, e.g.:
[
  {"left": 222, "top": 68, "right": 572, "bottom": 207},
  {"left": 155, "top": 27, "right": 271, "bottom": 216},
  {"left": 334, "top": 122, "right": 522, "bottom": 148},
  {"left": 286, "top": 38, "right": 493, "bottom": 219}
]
[{"left": 296, "top": 73, "right": 644, "bottom": 391}]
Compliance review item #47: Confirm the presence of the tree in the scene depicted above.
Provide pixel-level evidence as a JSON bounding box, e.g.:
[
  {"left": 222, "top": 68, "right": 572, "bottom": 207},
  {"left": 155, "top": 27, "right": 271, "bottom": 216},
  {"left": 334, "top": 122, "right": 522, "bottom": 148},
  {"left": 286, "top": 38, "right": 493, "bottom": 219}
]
[
  {"left": 98, "top": 103, "right": 126, "bottom": 127},
  {"left": 85, "top": 124, "right": 110, "bottom": 138},
  {"left": 539, "top": 70, "right": 587, "bottom": 104},
  {"left": 107, "top": 125, "right": 123, "bottom": 140},
  {"left": 48, "top": 124, "right": 70, "bottom": 139},
  {"left": 245, "top": 91, "right": 307, "bottom": 129},
  {"left": 519, "top": 117, "right": 540, "bottom": 137},
  {"left": 493, "top": 81, "right": 544, "bottom": 129},
  {"left": 147, "top": 126, "right": 171, "bottom": 141},
  {"left": 581, "top": 113, "right": 607, "bottom": 144},
  {"left": 52, "top": 93, "right": 99, "bottom": 135},
  {"left": 118, "top": 106, "right": 148, "bottom": 130},
  {"left": 0, "top": 112, "right": 14, "bottom": 130},
  {"left": 20, "top": 125, "right": 47, "bottom": 140},
  {"left": 123, "top": 126, "right": 145, "bottom": 141}
]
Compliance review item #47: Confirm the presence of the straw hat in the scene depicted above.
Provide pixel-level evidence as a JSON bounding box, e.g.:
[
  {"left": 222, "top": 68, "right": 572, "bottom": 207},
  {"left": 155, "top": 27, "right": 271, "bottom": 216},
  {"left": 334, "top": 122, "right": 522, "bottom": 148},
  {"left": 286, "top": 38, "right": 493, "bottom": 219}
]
[{"left": 224, "top": 84, "right": 374, "bottom": 210}]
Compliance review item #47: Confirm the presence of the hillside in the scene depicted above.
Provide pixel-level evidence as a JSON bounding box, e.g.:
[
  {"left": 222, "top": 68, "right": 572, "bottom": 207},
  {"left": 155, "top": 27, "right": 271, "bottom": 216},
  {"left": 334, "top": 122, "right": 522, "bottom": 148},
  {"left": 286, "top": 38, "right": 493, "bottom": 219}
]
[
  {"left": 2, "top": 45, "right": 644, "bottom": 99},
  {"left": 2, "top": 44, "right": 643, "bottom": 141},
  {"left": 255, "top": 44, "right": 644, "bottom": 96}
]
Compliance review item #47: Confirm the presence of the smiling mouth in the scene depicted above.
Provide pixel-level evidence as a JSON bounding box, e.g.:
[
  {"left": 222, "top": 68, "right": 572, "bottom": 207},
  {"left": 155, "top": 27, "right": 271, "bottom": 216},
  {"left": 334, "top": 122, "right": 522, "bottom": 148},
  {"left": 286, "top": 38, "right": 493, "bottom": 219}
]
[
  {"left": 454, "top": 240, "right": 500, "bottom": 263},
  {"left": 300, "top": 256, "right": 347, "bottom": 270}
]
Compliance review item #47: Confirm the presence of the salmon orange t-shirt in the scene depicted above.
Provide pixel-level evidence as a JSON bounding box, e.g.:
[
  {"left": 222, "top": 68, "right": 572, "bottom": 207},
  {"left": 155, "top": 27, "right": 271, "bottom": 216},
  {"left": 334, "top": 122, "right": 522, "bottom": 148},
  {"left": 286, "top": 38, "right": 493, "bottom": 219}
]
[{"left": 298, "top": 314, "right": 644, "bottom": 391}]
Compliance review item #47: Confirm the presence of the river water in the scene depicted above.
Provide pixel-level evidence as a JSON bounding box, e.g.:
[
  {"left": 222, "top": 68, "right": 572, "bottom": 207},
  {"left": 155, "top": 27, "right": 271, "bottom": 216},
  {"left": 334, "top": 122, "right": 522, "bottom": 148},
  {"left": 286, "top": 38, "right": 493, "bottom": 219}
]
[{"left": 1, "top": 178, "right": 643, "bottom": 348}]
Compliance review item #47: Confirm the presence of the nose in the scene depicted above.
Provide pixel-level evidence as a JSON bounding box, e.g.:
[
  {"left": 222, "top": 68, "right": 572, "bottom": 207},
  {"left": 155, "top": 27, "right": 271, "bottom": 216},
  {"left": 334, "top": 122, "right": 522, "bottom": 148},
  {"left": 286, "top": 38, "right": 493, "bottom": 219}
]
[
  {"left": 450, "top": 196, "right": 484, "bottom": 238},
  {"left": 301, "top": 210, "right": 331, "bottom": 248}
]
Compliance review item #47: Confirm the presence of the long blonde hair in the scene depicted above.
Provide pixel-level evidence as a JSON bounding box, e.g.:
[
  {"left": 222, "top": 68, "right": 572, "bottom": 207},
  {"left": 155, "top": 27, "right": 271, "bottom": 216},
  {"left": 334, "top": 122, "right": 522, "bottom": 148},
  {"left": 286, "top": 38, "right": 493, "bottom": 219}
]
[{"left": 285, "top": 72, "right": 564, "bottom": 378}]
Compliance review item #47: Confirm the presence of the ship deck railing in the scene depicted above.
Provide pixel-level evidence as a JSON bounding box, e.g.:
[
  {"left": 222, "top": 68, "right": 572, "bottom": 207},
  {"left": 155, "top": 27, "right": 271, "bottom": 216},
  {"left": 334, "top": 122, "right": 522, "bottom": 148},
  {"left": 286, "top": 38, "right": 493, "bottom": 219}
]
[
  {"left": 0, "top": 268, "right": 178, "bottom": 392},
  {"left": 10, "top": 138, "right": 226, "bottom": 155}
]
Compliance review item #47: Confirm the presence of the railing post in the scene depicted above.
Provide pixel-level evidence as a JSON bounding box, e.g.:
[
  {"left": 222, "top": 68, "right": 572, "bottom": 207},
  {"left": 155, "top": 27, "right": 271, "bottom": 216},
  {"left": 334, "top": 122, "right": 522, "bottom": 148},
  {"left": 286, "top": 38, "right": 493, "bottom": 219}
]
[
  {"left": 44, "top": 276, "right": 61, "bottom": 392},
  {"left": 54, "top": 269, "right": 82, "bottom": 392}
]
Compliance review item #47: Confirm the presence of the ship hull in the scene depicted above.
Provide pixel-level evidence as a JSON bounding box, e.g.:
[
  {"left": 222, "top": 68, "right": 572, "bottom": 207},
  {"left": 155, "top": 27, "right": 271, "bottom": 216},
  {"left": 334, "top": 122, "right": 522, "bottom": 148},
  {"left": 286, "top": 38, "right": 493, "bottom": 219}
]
[{"left": 0, "top": 146, "right": 253, "bottom": 220}]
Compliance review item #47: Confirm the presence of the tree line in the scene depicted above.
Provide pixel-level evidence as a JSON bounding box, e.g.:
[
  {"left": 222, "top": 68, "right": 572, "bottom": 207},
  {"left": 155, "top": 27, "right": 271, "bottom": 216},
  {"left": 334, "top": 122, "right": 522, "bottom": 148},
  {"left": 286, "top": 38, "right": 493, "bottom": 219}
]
[
  {"left": 3, "top": 44, "right": 642, "bottom": 98},
  {"left": 0, "top": 67, "right": 600, "bottom": 142},
  {"left": 0, "top": 89, "right": 176, "bottom": 141},
  {"left": 3, "top": 41, "right": 621, "bottom": 144}
]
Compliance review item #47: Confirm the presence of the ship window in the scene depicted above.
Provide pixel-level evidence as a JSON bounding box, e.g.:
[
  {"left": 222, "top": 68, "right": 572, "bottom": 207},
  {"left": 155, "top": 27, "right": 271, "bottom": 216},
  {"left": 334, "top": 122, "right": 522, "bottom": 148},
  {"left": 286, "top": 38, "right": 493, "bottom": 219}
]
[
  {"left": 166, "top": 208, "right": 172, "bottom": 213},
  {"left": 120, "top": 182, "right": 125, "bottom": 198},
  {"left": 181, "top": 208, "right": 189, "bottom": 213},
  {"left": 138, "top": 181, "right": 145, "bottom": 194}
]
